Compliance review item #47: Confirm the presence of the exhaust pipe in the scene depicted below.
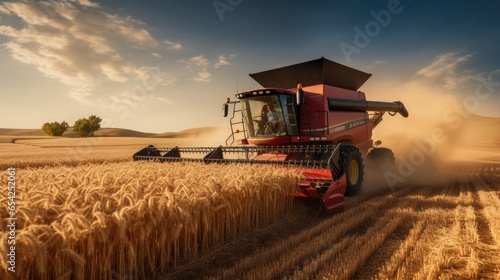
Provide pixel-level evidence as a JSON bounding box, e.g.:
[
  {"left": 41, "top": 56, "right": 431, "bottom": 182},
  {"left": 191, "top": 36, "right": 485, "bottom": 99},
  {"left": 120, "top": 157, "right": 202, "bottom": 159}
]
[{"left": 328, "top": 98, "right": 409, "bottom": 118}]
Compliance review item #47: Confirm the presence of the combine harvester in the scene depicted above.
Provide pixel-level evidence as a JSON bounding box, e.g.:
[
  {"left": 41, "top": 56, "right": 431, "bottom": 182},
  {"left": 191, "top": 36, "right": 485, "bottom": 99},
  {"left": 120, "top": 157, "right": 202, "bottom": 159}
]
[{"left": 134, "top": 57, "right": 408, "bottom": 214}]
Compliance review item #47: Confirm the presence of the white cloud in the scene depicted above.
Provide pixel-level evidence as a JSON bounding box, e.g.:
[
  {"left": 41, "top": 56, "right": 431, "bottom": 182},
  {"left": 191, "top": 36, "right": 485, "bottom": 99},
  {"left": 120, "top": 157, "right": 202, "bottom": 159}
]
[
  {"left": 70, "top": 0, "right": 100, "bottom": 8},
  {"left": 0, "top": 26, "right": 17, "bottom": 37},
  {"left": 104, "top": 66, "right": 176, "bottom": 110},
  {"left": 0, "top": 0, "right": 241, "bottom": 115},
  {"left": 365, "top": 59, "right": 387, "bottom": 69},
  {"left": 134, "top": 66, "right": 177, "bottom": 89},
  {"left": 100, "top": 64, "right": 128, "bottom": 82},
  {"left": 157, "top": 96, "right": 172, "bottom": 103},
  {"left": 194, "top": 69, "right": 212, "bottom": 82},
  {"left": 110, "top": 84, "right": 172, "bottom": 110},
  {"left": 413, "top": 52, "right": 476, "bottom": 90},
  {"left": 182, "top": 53, "right": 236, "bottom": 82},
  {"left": 415, "top": 52, "right": 471, "bottom": 79},
  {"left": 124, "top": 15, "right": 146, "bottom": 26},
  {"left": 164, "top": 39, "right": 182, "bottom": 50},
  {"left": 214, "top": 54, "right": 236, "bottom": 68},
  {"left": 68, "top": 84, "right": 95, "bottom": 105},
  {"left": 0, "top": 5, "right": 11, "bottom": 14},
  {"left": 189, "top": 54, "right": 209, "bottom": 67},
  {"left": 0, "top": 0, "right": 171, "bottom": 104},
  {"left": 4, "top": 41, "right": 93, "bottom": 87}
]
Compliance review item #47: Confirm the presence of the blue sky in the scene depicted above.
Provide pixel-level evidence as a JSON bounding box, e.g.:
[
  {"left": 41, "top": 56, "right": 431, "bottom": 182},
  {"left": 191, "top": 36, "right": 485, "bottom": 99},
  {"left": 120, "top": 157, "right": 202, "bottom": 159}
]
[{"left": 0, "top": 0, "right": 499, "bottom": 133}]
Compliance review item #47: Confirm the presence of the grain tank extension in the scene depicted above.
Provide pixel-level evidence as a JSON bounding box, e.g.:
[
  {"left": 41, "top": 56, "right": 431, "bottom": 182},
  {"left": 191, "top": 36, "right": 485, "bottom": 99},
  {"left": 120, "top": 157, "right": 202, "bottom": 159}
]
[{"left": 134, "top": 57, "right": 408, "bottom": 214}]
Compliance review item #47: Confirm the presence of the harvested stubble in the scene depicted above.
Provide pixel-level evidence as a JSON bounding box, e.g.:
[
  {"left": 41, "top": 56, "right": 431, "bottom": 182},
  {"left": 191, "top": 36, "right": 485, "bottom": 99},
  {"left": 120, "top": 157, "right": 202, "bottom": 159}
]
[{"left": 0, "top": 161, "right": 300, "bottom": 280}]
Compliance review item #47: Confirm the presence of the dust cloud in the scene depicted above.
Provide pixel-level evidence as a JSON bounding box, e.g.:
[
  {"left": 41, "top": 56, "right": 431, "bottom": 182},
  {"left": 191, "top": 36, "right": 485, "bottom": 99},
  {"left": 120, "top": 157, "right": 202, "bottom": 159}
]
[
  {"left": 193, "top": 84, "right": 499, "bottom": 193},
  {"left": 361, "top": 80, "right": 500, "bottom": 193},
  {"left": 198, "top": 126, "right": 233, "bottom": 147}
]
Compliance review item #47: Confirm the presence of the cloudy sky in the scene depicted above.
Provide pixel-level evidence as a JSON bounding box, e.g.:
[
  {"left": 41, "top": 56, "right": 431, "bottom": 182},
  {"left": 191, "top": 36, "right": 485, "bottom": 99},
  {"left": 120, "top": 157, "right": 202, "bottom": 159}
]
[{"left": 0, "top": 0, "right": 499, "bottom": 133}]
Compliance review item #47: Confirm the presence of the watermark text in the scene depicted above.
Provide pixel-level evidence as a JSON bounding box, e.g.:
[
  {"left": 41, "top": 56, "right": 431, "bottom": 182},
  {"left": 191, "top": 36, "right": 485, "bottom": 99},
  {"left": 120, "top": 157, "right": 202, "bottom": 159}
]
[{"left": 6, "top": 168, "right": 17, "bottom": 273}]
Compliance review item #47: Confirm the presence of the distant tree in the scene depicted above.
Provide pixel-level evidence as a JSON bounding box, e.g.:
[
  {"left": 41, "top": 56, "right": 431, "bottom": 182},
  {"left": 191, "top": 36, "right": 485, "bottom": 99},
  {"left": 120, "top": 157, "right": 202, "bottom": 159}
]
[
  {"left": 73, "top": 115, "right": 102, "bottom": 137},
  {"left": 42, "top": 121, "right": 69, "bottom": 136}
]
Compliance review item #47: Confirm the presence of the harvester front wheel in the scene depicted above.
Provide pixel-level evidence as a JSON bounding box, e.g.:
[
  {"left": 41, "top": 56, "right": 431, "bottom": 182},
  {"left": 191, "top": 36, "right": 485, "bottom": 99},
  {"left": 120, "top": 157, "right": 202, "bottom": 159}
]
[{"left": 342, "top": 145, "right": 364, "bottom": 196}]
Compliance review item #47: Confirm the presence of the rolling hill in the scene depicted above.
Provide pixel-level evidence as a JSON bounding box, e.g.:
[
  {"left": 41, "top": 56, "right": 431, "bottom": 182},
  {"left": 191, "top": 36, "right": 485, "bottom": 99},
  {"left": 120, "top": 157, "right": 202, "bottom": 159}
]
[{"left": 0, "top": 126, "right": 227, "bottom": 138}]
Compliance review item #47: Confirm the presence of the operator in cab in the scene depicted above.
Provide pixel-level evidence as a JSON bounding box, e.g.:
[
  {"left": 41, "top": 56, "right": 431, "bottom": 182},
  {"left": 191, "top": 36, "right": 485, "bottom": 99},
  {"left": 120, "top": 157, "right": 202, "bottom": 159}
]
[{"left": 266, "top": 102, "right": 285, "bottom": 134}]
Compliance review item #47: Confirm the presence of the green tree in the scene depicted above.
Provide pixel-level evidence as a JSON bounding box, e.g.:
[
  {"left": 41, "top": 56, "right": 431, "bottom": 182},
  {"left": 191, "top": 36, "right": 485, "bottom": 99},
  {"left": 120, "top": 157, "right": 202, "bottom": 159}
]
[
  {"left": 42, "top": 121, "right": 69, "bottom": 136},
  {"left": 73, "top": 115, "right": 102, "bottom": 137}
]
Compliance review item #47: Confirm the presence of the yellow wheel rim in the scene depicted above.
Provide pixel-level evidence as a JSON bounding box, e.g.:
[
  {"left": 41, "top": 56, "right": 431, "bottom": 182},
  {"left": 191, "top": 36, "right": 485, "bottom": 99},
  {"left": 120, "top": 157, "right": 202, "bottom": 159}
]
[{"left": 348, "top": 159, "right": 359, "bottom": 185}]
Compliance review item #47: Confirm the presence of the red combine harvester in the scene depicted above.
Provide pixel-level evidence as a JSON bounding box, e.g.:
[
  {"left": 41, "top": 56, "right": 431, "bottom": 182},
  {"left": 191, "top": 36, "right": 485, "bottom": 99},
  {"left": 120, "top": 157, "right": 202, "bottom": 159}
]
[{"left": 134, "top": 57, "right": 408, "bottom": 214}]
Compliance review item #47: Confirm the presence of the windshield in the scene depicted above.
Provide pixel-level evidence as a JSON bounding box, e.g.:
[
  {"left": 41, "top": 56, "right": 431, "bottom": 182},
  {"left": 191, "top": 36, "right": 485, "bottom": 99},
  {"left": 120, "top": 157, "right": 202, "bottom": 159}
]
[{"left": 241, "top": 94, "right": 299, "bottom": 138}]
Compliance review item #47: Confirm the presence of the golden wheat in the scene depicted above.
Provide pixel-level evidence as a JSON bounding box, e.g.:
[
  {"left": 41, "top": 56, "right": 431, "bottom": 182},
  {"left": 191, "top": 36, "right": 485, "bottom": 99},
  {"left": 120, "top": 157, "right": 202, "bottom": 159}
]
[{"left": 0, "top": 161, "right": 300, "bottom": 279}]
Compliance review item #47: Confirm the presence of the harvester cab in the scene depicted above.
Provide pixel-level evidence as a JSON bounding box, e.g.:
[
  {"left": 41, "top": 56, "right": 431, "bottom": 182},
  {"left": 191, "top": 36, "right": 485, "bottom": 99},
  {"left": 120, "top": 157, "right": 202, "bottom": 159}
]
[
  {"left": 134, "top": 57, "right": 409, "bottom": 215},
  {"left": 229, "top": 91, "right": 296, "bottom": 137}
]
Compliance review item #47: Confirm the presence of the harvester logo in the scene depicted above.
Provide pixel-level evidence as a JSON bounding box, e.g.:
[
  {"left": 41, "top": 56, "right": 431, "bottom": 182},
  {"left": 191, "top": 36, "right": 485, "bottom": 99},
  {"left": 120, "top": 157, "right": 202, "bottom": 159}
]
[
  {"left": 304, "top": 119, "right": 367, "bottom": 134},
  {"left": 348, "top": 120, "right": 366, "bottom": 129},
  {"left": 331, "top": 119, "right": 367, "bottom": 133},
  {"left": 332, "top": 125, "right": 345, "bottom": 133}
]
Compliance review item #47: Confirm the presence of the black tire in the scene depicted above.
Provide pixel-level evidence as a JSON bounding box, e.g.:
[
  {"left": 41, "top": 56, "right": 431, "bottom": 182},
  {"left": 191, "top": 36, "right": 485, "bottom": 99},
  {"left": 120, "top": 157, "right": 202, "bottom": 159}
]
[
  {"left": 342, "top": 145, "right": 364, "bottom": 196},
  {"left": 366, "top": 147, "right": 396, "bottom": 170}
]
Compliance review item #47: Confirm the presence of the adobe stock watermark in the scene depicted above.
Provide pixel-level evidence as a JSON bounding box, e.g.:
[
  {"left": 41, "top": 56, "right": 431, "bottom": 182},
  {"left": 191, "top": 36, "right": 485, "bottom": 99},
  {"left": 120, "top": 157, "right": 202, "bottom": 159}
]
[
  {"left": 384, "top": 71, "right": 500, "bottom": 188},
  {"left": 6, "top": 168, "right": 17, "bottom": 273},
  {"left": 213, "top": 0, "right": 243, "bottom": 22},
  {"left": 339, "top": 0, "right": 408, "bottom": 63}
]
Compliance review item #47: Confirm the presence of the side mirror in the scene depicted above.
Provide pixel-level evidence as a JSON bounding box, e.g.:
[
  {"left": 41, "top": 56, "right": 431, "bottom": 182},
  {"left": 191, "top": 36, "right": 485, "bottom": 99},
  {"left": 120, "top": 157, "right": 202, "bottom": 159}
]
[{"left": 222, "top": 103, "right": 229, "bottom": 117}]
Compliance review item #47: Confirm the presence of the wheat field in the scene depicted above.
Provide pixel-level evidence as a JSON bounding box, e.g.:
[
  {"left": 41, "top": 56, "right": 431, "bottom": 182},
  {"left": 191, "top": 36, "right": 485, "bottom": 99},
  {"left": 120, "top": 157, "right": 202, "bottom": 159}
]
[
  {"left": 0, "top": 137, "right": 499, "bottom": 279},
  {"left": 0, "top": 159, "right": 301, "bottom": 280}
]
